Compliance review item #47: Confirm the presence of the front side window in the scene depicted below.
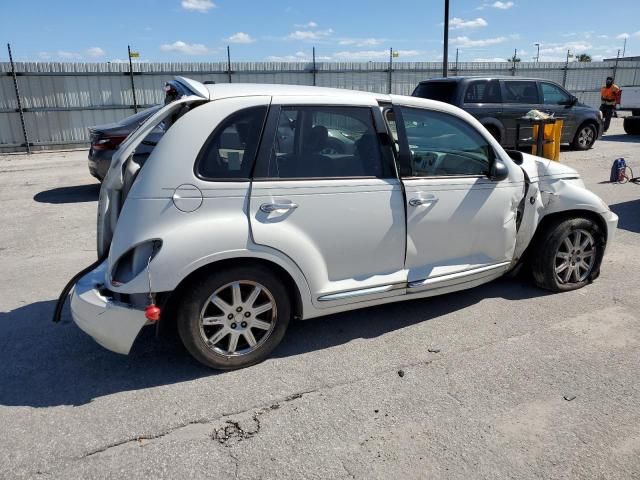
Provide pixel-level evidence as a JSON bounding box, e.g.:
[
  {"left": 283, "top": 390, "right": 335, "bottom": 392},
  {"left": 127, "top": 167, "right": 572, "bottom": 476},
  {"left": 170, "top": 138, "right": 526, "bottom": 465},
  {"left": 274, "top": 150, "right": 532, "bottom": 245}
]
[
  {"left": 261, "top": 106, "right": 391, "bottom": 179},
  {"left": 503, "top": 81, "right": 540, "bottom": 104},
  {"left": 464, "top": 80, "right": 501, "bottom": 104},
  {"left": 196, "top": 106, "right": 267, "bottom": 180},
  {"left": 541, "top": 82, "right": 571, "bottom": 105},
  {"left": 400, "top": 107, "right": 492, "bottom": 177}
]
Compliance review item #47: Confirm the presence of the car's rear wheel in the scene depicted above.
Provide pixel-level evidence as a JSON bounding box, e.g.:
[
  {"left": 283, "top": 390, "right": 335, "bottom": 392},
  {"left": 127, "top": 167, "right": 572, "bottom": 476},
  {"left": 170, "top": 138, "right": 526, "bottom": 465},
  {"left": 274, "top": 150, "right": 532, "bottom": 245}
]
[
  {"left": 177, "top": 266, "right": 291, "bottom": 370},
  {"left": 485, "top": 125, "right": 501, "bottom": 143},
  {"left": 571, "top": 123, "right": 597, "bottom": 150},
  {"left": 531, "top": 217, "right": 604, "bottom": 292},
  {"left": 623, "top": 116, "right": 640, "bottom": 135}
]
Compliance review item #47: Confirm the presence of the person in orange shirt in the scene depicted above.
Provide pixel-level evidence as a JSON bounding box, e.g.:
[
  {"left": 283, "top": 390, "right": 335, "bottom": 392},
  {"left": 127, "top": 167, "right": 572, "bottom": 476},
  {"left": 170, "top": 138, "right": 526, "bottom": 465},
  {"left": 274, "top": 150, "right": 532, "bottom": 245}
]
[{"left": 600, "top": 76, "right": 620, "bottom": 132}]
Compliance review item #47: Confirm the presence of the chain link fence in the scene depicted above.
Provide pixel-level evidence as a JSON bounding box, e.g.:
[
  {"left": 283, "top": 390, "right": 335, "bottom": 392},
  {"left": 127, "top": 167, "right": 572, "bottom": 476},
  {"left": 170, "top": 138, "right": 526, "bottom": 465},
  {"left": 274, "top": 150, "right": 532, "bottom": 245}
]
[{"left": 1, "top": 60, "right": 639, "bottom": 152}]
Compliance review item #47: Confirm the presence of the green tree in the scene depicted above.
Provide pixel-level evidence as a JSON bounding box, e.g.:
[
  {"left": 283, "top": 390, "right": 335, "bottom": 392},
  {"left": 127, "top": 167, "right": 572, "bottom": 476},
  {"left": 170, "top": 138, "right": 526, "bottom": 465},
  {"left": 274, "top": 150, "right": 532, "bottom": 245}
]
[
  {"left": 577, "top": 53, "right": 592, "bottom": 62},
  {"left": 508, "top": 55, "right": 521, "bottom": 63}
]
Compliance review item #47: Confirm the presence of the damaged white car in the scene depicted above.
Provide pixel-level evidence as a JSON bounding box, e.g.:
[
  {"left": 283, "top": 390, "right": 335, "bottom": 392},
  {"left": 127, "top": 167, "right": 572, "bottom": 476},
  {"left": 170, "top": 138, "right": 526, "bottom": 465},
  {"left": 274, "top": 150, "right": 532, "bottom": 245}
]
[{"left": 54, "top": 78, "right": 618, "bottom": 370}]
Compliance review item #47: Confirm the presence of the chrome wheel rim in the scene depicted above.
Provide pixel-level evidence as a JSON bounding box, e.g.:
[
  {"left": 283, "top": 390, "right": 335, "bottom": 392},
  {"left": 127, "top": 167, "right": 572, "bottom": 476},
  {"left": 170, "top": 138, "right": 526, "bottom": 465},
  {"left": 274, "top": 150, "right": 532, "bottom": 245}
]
[
  {"left": 554, "top": 229, "right": 597, "bottom": 284},
  {"left": 578, "top": 127, "right": 594, "bottom": 147},
  {"left": 199, "top": 280, "right": 277, "bottom": 356}
]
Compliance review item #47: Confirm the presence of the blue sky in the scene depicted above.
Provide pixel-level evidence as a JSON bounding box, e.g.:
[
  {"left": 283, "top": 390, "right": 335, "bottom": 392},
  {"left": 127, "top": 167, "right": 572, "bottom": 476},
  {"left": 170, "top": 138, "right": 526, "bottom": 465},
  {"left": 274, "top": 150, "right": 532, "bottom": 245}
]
[{"left": 3, "top": 0, "right": 640, "bottom": 63}]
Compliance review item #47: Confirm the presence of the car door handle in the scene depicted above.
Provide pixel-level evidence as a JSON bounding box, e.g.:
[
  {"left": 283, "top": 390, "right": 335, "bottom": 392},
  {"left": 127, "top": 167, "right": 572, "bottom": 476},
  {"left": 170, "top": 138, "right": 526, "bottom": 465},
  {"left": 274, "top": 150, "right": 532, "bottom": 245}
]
[
  {"left": 260, "top": 202, "right": 299, "bottom": 213},
  {"left": 409, "top": 195, "right": 438, "bottom": 207}
]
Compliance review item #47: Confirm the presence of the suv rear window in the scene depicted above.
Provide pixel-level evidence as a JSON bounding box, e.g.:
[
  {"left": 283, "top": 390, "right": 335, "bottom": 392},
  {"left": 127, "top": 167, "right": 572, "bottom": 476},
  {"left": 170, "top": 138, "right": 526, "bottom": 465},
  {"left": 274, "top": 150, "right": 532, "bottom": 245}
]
[{"left": 413, "top": 82, "right": 458, "bottom": 104}]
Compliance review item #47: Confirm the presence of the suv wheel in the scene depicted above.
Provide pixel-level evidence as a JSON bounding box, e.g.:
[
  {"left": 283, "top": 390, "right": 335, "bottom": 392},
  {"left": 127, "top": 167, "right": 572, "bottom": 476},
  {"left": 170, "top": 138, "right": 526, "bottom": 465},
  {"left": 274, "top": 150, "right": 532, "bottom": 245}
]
[
  {"left": 177, "top": 266, "right": 291, "bottom": 370},
  {"left": 531, "top": 217, "right": 604, "bottom": 292},
  {"left": 571, "top": 123, "right": 597, "bottom": 150},
  {"left": 485, "top": 126, "right": 501, "bottom": 143}
]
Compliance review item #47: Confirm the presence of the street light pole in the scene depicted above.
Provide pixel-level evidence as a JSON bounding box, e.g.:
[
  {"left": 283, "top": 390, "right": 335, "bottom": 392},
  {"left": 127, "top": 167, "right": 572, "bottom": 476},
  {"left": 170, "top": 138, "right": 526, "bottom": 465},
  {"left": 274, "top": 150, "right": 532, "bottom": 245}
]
[
  {"left": 442, "top": 0, "right": 449, "bottom": 77},
  {"left": 535, "top": 43, "right": 540, "bottom": 62}
]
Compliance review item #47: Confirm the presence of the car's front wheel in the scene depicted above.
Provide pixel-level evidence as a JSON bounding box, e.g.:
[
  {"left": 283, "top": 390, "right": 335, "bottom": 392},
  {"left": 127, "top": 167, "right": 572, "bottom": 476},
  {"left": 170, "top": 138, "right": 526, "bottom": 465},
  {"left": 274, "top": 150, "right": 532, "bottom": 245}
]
[
  {"left": 571, "top": 123, "right": 597, "bottom": 150},
  {"left": 177, "top": 266, "right": 291, "bottom": 370},
  {"left": 531, "top": 217, "right": 604, "bottom": 292}
]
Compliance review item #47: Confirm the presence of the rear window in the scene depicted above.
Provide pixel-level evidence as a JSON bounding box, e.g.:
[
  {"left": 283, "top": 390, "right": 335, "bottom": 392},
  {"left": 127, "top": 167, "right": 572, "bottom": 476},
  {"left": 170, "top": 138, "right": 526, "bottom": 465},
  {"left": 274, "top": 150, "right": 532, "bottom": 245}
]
[
  {"left": 413, "top": 82, "right": 458, "bottom": 104},
  {"left": 120, "top": 105, "right": 162, "bottom": 127}
]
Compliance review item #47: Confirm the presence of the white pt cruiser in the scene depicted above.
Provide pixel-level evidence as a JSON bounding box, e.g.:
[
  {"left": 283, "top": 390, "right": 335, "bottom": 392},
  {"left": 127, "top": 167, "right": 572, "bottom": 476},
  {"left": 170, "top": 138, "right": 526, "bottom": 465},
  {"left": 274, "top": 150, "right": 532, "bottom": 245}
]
[{"left": 56, "top": 78, "right": 618, "bottom": 370}]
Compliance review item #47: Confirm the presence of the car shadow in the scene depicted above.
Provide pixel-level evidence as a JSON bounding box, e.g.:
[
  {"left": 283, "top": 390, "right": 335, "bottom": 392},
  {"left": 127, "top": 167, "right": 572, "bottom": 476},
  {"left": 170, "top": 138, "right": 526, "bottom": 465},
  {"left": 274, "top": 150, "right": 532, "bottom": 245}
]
[
  {"left": 33, "top": 184, "right": 99, "bottom": 204},
  {"left": 610, "top": 199, "right": 640, "bottom": 233},
  {"left": 0, "top": 278, "right": 549, "bottom": 408},
  {"left": 600, "top": 134, "right": 640, "bottom": 143}
]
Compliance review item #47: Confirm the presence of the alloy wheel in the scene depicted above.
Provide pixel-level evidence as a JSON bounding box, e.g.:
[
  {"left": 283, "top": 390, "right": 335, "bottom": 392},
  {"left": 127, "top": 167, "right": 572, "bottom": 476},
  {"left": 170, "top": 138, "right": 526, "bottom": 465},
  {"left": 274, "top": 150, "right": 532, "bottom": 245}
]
[
  {"left": 199, "top": 280, "right": 277, "bottom": 356},
  {"left": 578, "top": 126, "right": 595, "bottom": 148},
  {"left": 554, "top": 229, "right": 597, "bottom": 284}
]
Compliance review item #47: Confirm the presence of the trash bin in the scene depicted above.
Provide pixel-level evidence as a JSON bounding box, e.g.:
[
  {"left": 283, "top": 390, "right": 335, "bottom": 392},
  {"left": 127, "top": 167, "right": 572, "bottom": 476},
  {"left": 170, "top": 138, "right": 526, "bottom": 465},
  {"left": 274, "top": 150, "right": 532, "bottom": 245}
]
[{"left": 532, "top": 119, "right": 564, "bottom": 161}]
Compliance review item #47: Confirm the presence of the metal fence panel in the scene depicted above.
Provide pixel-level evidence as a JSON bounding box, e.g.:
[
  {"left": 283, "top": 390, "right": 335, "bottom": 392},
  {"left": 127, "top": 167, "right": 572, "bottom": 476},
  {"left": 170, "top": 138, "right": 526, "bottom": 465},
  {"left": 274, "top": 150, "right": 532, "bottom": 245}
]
[{"left": 1, "top": 60, "right": 639, "bottom": 152}]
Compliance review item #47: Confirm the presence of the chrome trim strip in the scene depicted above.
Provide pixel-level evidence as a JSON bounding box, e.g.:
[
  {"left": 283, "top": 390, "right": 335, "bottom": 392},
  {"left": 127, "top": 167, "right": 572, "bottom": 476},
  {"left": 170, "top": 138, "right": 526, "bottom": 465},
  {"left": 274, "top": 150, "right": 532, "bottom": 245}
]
[
  {"left": 408, "top": 261, "right": 511, "bottom": 289},
  {"left": 318, "top": 284, "right": 398, "bottom": 302}
]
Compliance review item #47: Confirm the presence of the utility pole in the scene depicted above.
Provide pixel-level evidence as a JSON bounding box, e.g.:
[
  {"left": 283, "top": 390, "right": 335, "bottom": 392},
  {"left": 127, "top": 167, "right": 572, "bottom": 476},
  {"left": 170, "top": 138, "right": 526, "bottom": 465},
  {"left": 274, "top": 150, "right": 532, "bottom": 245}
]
[
  {"left": 511, "top": 48, "right": 517, "bottom": 76},
  {"left": 227, "top": 46, "right": 232, "bottom": 83},
  {"left": 7, "top": 43, "right": 30, "bottom": 154},
  {"left": 622, "top": 37, "right": 627, "bottom": 57},
  {"left": 442, "top": 0, "right": 449, "bottom": 77},
  {"left": 455, "top": 48, "right": 459, "bottom": 74},
  {"left": 127, "top": 45, "right": 138, "bottom": 113},
  {"left": 388, "top": 47, "right": 393, "bottom": 94},
  {"left": 312, "top": 46, "right": 316, "bottom": 86},
  {"left": 535, "top": 43, "right": 540, "bottom": 62},
  {"left": 562, "top": 49, "right": 571, "bottom": 87},
  {"left": 613, "top": 48, "right": 621, "bottom": 81}
]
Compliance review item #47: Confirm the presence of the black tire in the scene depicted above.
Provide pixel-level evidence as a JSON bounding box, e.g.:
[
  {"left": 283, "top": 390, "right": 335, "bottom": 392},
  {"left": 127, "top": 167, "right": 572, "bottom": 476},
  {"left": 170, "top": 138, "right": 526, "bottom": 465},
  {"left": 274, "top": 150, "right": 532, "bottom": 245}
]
[
  {"left": 531, "top": 217, "right": 605, "bottom": 292},
  {"left": 623, "top": 116, "right": 640, "bottom": 135},
  {"left": 177, "top": 266, "right": 291, "bottom": 370},
  {"left": 571, "top": 123, "right": 598, "bottom": 150}
]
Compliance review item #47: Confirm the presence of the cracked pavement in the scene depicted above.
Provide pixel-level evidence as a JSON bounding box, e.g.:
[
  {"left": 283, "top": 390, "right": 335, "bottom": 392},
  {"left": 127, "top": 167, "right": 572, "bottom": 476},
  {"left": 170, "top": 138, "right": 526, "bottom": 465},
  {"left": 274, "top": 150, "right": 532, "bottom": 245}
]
[{"left": 1, "top": 119, "right": 640, "bottom": 479}]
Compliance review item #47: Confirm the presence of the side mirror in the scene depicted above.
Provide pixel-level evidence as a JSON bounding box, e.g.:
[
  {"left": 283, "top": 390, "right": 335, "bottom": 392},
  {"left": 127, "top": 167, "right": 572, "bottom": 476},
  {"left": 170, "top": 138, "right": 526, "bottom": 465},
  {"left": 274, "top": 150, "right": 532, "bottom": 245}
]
[
  {"left": 488, "top": 160, "right": 509, "bottom": 181},
  {"left": 569, "top": 96, "right": 578, "bottom": 106}
]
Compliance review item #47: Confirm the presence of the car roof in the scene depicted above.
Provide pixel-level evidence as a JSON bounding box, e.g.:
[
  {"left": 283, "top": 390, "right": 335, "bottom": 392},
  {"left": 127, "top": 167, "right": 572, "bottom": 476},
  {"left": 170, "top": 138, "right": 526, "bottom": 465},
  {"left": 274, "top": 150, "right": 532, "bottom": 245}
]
[
  {"left": 418, "top": 76, "right": 555, "bottom": 83},
  {"left": 205, "top": 82, "right": 392, "bottom": 102}
]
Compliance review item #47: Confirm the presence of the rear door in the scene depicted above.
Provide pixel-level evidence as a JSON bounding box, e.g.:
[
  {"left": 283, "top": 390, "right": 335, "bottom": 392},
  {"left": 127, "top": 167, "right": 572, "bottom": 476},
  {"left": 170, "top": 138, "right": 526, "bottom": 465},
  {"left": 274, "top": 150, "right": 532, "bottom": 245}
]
[
  {"left": 499, "top": 79, "right": 542, "bottom": 147},
  {"left": 249, "top": 98, "right": 407, "bottom": 307},
  {"left": 461, "top": 79, "right": 503, "bottom": 137},
  {"left": 539, "top": 81, "right": 577, "bottom": 143}
]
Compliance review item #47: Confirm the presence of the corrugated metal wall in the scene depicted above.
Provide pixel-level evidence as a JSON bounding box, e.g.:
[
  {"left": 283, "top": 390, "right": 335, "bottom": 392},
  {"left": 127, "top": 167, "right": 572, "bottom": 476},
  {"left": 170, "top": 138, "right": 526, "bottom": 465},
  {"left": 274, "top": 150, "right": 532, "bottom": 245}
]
[{"left": 1, "top": 60, "right": 639, "bottom": 152}]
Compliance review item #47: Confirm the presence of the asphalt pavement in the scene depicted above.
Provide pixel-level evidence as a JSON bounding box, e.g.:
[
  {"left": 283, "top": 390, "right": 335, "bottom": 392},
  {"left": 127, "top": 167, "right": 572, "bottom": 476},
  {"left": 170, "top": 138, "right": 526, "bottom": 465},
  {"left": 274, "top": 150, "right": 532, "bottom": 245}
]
[{"left": 1, "top": 119, "right": 639, "bottom": 479}]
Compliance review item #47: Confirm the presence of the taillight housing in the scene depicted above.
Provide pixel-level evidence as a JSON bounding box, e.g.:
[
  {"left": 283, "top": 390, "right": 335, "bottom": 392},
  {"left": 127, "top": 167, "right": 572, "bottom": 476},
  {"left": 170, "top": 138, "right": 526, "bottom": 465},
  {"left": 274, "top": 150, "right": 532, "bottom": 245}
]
[
  {"left": 92, "top": 135, "right": 127, "bottom": 151},
  {"left": 111, "top": 240, "right": 162, "bottom": 287}
]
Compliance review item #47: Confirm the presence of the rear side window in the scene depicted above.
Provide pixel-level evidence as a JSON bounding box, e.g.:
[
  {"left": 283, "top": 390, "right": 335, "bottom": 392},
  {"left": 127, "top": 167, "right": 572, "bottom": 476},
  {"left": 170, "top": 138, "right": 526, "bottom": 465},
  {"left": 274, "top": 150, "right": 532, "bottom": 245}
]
[
  {"left": 464, "top": 80, "right": 501, "bottom": 104},
  {"left": 503, "top": 81, "right": 540, "bottom": 104},
  {"left": 413, "top": 82, "right": 458, "bottom": 104},
  {"left": 196, "top": 106, "right": 267, "bottom": 180},
  {"left": 258, "top": 106, "right": 392, "bottom": 179}
]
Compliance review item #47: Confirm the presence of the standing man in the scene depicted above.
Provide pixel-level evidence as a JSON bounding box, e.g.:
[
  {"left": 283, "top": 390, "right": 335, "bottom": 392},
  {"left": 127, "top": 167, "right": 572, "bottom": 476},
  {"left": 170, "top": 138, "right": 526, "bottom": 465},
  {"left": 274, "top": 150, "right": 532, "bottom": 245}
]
[{"left": 600, "top": 76, "right": 620, "bottom": 132}]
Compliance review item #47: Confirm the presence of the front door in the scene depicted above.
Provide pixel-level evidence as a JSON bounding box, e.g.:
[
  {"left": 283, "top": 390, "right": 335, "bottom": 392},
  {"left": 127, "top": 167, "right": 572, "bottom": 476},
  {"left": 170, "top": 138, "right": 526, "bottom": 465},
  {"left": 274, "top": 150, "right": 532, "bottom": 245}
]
[
  {"left": 249, "top": 101, "right": 406, "bottom": 306},
  {"left": 539, "top": 81, "right": 577, "bottom": 143},
  {"left": 388, "top": 102, "right": 524, "bottom": 289}
]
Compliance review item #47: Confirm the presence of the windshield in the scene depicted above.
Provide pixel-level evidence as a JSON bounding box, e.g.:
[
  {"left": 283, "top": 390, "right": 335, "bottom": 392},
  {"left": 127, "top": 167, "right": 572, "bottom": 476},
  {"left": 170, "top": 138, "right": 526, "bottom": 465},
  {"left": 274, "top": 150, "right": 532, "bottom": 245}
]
[{"left": 412, "top": 82, "right": 458, "bottom": 104}]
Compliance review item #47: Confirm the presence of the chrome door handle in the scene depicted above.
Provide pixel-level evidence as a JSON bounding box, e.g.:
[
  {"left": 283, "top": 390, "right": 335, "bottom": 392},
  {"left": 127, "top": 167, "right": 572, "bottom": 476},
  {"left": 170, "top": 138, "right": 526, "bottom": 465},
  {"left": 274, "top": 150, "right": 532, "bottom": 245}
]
[
  {"left": 409, "top": 195, "right": 438, "bottom": 207},
  {"left": 260, "top": 202, "right": 299, "bottom": 213}
]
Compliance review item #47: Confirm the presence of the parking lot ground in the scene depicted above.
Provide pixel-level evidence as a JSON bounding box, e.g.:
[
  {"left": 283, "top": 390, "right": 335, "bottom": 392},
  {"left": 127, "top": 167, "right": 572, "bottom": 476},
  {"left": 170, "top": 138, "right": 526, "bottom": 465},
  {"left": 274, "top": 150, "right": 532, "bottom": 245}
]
[{"left": 1, "top": 118, "right": 639, "bottom": 479}]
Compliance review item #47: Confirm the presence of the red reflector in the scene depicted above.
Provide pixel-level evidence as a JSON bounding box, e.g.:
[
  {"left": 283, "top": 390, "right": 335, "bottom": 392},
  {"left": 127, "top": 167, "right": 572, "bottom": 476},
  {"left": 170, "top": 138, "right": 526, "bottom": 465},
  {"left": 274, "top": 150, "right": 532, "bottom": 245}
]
[{"left": 145, "top": 304, "right": 161, "bottom": 322}]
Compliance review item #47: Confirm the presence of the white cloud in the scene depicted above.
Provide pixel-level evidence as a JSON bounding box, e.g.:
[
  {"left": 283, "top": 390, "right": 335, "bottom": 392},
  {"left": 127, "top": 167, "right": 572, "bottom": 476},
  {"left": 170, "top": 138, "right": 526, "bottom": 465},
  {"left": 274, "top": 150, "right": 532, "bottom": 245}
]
[
  {"left": 38, "top": 51, "right": 52, "bottom": 60},
  {"left": 539, "top": 41, "right": 592, "bottom": 56},
  {"left": 226, "top": 32, "right": 255, "bottom": 44},
  {"left": 333, "top": 49, "right": 420, "bottom": 60},
  {"left": 451, "top": 36, "right": 507, "bottom": 47},
  {"left": 287, "top": 28, "right": 334, "bottom": 41},
  {"left": 86, "top": 47, "right": 106, "bottom": 58},
  {"left": 633, "top": 31, "right": 640, "bottom": 38},
  {"left": 57, "top": 50, "right": 82, "bottom": 60},
  {"left": 181, "top": 0, "right": 216, "bottom": 13},
  {"left": 339, "top": 38, "right": 384, "bottom": 47},
  {"left": 597, "top": 35, "right": 609, "bottom": 39},
  {"left": 450, "top": 17, "right": 488, "bottom": 29},
  {"left": 617, "top": 33, "right": 630, "bottom": 40},
  {"left": 160, "top": 40, "right": 211, "bottom": 55},
  {"left": 266, "top": 51, "right": 331, "bottom": 62},
  {"left": 491, "top": 1, "right": 514, "bottom": 9},
  {"left": 294, "top": 21, "right": 318, "bottom": 28}
]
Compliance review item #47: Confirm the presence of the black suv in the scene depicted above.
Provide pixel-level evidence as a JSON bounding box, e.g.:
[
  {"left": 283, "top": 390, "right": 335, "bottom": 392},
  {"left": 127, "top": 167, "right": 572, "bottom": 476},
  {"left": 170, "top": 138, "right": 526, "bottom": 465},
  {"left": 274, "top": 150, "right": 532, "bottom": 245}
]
[{"left": 412, "top": 77, "right": 603, "bottom": 150}]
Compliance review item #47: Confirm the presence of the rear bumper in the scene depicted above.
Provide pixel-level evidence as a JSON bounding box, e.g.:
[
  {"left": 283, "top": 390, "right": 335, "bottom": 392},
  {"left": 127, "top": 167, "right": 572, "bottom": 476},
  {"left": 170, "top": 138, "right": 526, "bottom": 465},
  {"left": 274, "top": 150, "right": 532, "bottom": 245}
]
[{"left": 70, "top": 261, "right": 148, "bottom": 354}]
